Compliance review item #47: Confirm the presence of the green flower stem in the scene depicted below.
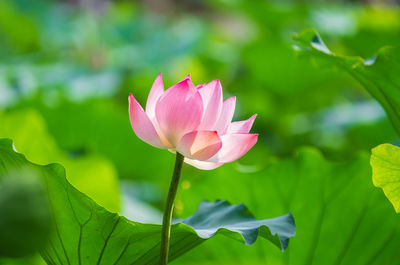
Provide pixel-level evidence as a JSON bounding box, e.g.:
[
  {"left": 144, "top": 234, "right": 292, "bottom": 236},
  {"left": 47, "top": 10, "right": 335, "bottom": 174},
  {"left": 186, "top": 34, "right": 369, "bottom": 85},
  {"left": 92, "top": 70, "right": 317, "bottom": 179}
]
[{"left": 159, "top": 152, "right": 184, "bottom": 265}]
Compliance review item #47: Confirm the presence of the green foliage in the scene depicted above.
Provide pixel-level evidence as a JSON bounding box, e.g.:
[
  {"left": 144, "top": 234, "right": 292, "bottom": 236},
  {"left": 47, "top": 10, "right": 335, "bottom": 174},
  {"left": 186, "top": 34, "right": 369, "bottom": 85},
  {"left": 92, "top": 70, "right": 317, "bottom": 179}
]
[
  {"left": 0, "top": 1, "right": 40, "bottom": 54},
  {"left": 294, "top": 28, "right": 400, "bottom": 135},
  {"left": 0, "top": 109, "right": 120, "bottom": 212},
  {"left": 371, "top": 144, "right": 400, "bottom": 213},
  {"left": 293, "top": 28, "right": 400, "bottom": 216},
  {"left": 0, "top": 138, "right": 295, "bottom": 265},
  {"left": 175, "top": 148, "right": 400, "bottom": 265},
  {"left": 23, "top": 100, "right": 171, "bottom": 183}
]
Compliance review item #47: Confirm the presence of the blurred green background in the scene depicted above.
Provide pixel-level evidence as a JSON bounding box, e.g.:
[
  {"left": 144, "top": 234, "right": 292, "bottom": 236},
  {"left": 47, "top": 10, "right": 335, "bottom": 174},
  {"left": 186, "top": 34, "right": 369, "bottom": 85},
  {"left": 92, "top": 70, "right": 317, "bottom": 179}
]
[{"left": 1, "top": 0, "right": 400, "bottom": 264}]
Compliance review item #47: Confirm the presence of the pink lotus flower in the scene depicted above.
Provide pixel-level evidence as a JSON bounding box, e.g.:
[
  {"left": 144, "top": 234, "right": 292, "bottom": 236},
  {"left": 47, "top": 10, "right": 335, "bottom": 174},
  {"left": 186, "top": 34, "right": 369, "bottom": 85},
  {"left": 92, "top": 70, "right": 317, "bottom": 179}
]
[{"left": 129, "top": 74, "right": 258, "bottom": 170}]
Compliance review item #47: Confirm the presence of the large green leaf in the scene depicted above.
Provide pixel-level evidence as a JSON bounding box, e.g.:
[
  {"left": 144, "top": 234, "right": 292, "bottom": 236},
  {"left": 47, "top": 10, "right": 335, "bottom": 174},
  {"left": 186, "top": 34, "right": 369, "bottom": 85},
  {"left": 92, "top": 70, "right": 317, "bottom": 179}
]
[
  {"left": 0, "top": 138, "right": 295, "bottom": 265},
  {"left": 371, "top": 144, "right": 400, "bottom": 213},
  {"left": 173, "top": 148, "right": 400, "bottom": 265},
  {"left": 293, "top": 28, "right": 400, "bottom": 135}
]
